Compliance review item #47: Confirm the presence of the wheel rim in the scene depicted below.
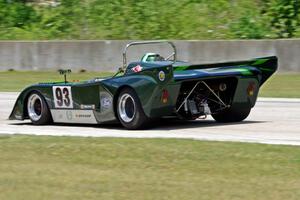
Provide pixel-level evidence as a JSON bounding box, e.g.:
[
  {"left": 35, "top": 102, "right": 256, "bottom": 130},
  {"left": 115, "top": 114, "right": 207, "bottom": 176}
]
[
  {"left": 27, "top": 94, "right": 43, "bottom": 121},
  {"left": 118, "top": 93, "right": 136, "bottom": 123}
]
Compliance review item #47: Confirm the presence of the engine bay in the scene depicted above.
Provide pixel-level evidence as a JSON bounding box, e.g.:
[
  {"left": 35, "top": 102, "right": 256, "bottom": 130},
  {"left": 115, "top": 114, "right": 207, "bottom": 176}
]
[{"left": 176, "top": 78, "right": 238, "bottom": 119}]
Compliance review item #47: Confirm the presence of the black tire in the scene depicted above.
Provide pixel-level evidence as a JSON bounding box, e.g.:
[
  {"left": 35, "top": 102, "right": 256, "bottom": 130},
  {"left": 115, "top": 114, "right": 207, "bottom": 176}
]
[
  {"left": 211, "top": 106, "right": 251, "bottom": 123},
  {"left": 116, "top": 88, "right": 149, "bottom": 129},
  {"left": 26, "top": 91, "right": 52, "bottom": 125}
]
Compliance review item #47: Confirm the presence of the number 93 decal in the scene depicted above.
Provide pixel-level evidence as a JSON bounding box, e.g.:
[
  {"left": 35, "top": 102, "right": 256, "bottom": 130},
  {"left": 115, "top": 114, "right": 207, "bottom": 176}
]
[{"left": 52, "top": 86, "right": 73, "bottom": 108}]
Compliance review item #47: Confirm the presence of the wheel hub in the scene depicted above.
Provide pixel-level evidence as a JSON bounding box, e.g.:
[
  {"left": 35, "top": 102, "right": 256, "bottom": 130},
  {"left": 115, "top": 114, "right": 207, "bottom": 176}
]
[
  {"left": 27, "top": 94, "right": 43, "bottom": 121},
  {"left": 118, "top": 93, "right": 136, "bottom": 123}
]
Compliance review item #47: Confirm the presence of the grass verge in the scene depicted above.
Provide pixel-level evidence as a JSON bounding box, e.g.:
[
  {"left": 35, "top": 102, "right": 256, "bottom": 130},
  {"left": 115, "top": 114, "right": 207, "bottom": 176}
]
[
  {"left": 259, "top": 73, "right": 300, "bottom": 98},
  {"left": 0, "top": 71, "right": 113, "bottom": 92},
  {"left": 0, "top": 135, "right": 300, "bottom": 200},
  {"left": 0, "top": 71, "right": 299, "bottom": 98}
]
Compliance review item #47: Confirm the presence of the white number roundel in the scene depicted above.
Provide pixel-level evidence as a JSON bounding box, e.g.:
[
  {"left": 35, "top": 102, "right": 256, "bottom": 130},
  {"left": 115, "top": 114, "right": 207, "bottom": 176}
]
[{"left": 158, "top": 71, "right": 165, "bottom": 81}]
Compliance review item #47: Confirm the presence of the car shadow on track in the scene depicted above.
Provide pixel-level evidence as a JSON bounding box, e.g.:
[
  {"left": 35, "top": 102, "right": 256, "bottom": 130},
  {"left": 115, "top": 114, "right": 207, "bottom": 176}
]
[
  {"left": 150, "top": 119, "right": 267, "bottom": 131},
  {"left": 8, "top": 118, "right": 267, "bottom": 131}
]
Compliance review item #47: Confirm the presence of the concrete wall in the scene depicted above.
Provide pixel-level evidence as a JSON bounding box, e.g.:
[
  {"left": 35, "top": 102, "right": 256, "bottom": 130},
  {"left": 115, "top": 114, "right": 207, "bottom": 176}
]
[{"left": 0, "top": 39, "right": 299, "bottom": 72}]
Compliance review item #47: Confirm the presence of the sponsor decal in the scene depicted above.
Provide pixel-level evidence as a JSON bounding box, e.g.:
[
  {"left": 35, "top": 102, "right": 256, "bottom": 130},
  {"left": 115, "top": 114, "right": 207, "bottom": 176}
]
[
  {"left": 132, "top": 65, "right": 143, "bottom": 73},
  {"left": 50, "top": 109, "right": 97, "bottom": 124},
  {"left": 75, "top": 114, "right": 92, "bottom": 118},
  {"left": 53, "top": 86, "right": 73, "bottom": 108},
  {"left": 100, "top": 91, "right": 113, "bottom": 112},
  {"left": 80, "top": 104, "right": 95, "bottom": 109},
  {"left": 158, "top": 70, "right": 166, "bottom": 81},
  {"left": 101, "top": 97, "right": 112, "bottom": 108},
  {"left": 66, "top": 110, "right": 72, "bottom": 120}
]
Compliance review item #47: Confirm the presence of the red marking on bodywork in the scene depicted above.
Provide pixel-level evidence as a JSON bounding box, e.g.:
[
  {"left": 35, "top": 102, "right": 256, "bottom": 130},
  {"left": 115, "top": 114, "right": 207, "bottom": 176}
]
[
  {"left": 161, "top": 89, "right": 169, "bottom": 104},
  {"left": 132, "top": 65, "right": 143, "bottom": 72},
  {"left": 247, "top": 82, "right": 256, "bottom": 96}
]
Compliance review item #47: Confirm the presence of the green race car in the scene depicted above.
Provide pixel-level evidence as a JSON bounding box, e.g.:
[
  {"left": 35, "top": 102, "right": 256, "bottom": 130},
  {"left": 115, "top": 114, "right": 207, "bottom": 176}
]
[{"left": 9, "top": 41, "right": 277, "bottom": 129}]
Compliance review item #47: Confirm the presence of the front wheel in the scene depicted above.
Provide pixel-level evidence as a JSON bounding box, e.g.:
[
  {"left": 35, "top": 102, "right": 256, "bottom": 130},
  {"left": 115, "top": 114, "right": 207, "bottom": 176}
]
[
  {"left": 27, "top": 92, "right": 52, "bottom": 125},
  {"left": 211, "top": 106, "right": 251, "bottom": 123},
  {"left": 117, "top": 88, "right": 149, "bottom": 129}
]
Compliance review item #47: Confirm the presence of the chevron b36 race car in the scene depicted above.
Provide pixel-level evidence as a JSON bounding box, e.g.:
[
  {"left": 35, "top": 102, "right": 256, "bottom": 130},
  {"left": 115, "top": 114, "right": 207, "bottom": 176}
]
[{"left": 9, "top": 41, "right": 277, "bottom": 129}]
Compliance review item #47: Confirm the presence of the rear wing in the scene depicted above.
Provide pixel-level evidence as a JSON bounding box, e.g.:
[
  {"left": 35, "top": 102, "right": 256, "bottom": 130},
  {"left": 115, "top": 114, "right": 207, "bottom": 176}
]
[{"left": 174, "top": 56, "right": 278, "bottom": 86}]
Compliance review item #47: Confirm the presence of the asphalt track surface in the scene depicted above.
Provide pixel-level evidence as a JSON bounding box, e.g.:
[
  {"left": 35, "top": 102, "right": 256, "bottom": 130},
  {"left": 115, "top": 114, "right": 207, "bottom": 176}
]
[{"left": 1, "top": 92, "right": 300, "bottom": 146}]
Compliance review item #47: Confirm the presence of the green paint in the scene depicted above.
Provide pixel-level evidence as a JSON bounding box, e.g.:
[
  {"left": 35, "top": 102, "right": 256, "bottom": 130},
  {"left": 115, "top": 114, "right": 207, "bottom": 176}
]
[
  {"left": 252, "top": 59, "right": 269, "bottom": 66},
  {"left": 233, "top": 68, "right": 253, "bottom": 75},
  {"left": 174, "top": 66, "right": 189, "bottom": 71},
  {"left": 210, "top": 68, "right": 253, "bottom": 76},
  {"left": 259, "top": 67, "right": 274, "bottom": 72}
]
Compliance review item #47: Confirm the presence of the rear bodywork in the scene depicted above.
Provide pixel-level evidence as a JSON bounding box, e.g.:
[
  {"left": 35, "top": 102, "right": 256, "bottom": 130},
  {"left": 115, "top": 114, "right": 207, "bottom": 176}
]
[{"left": 9, "top": 41, "right": 277, "bottom": 125}]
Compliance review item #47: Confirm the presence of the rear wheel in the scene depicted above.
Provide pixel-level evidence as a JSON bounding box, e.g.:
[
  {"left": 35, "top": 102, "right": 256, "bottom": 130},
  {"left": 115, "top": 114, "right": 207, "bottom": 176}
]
[
  {"left": 211, "top": 106, "right": 251, "bottom": 123},
  {"left": 27, "top": 92, "right": 52, "bottom": 125},
  {"left": 117, "top": 88, "right": 149, "bottom": 129}
]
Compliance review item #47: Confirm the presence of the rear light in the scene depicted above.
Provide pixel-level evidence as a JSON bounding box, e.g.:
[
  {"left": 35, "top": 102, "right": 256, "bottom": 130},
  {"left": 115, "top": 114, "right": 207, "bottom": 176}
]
[
  {"left": 247, "top": 82, "right": 256, "bottom": 96},
  {"left": 161, "top": 89, "right": 169, "bottom": 104}
]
